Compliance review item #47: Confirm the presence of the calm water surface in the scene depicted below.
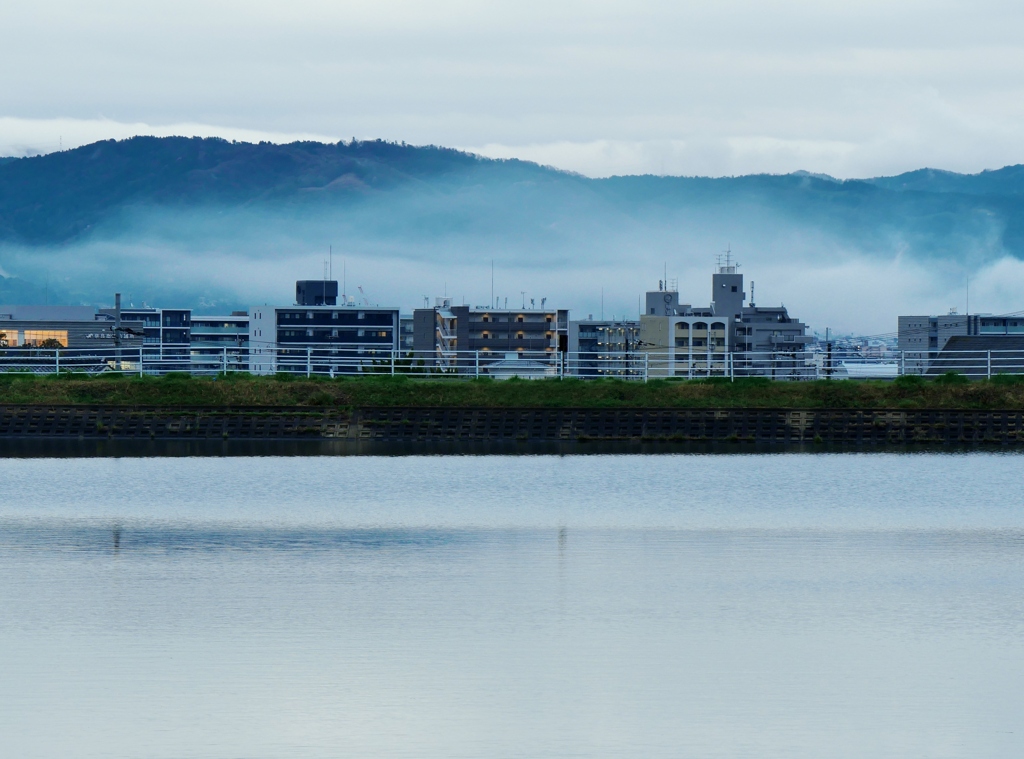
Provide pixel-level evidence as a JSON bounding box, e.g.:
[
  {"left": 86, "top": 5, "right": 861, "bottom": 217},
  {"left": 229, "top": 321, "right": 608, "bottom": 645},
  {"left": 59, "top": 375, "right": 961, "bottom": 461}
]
[{"left": 2, "top": 453, "right": 1023, "bottom": 758}]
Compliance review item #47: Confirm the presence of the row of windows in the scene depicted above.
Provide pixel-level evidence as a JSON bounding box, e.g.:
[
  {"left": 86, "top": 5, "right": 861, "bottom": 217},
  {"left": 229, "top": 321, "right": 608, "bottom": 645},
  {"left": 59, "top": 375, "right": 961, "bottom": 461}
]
[{"left": 280, "top": 329, "right": 391, "bottom": 339}]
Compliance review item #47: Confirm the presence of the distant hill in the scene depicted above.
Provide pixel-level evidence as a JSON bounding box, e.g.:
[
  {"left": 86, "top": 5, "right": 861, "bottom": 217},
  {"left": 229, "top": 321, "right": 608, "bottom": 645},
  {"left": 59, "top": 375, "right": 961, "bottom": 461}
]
[
  {"left": 0, "top": 136, "right": 1021, "bottom": 325},
  {"left": 2, "top": 137, "right": 1023, "bottom": 254},
  {"left": 0, "top": 137, "right": 516, "bottom": 245}
]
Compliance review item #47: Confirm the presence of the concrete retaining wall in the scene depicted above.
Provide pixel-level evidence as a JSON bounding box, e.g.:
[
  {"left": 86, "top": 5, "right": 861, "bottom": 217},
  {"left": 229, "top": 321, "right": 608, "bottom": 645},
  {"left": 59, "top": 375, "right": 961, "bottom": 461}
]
[{"left": 1, "top": 406, "right": 1023, "bottom": 445}]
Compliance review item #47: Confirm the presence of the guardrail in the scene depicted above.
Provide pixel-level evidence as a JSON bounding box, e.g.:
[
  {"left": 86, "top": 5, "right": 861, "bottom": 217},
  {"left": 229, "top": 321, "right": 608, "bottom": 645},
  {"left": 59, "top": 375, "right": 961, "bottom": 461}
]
[{"left": 1, "top": 344, "right": 1023, "bottom": 380}]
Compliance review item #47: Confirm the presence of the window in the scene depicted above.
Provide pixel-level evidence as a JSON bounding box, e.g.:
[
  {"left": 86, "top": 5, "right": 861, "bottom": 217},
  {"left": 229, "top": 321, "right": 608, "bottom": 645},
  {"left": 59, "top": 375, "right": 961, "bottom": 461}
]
[
  {"left": 731, "top": 285, "right": 738, "bottom": 292},
  {"left": 358, "top": 311, "right": 365, "bottom": 320},
  {"left": 306, "top": 312, "right": 313, "bottom": 320},
  {"left": 22, "top": 330, "right": 68, "bottom": 347},
  {"left": 332, "top": 329, "right": 339, "bottom": 338},
  {"left": 306, "top": 329, "right": 314, "bottom": 337},
  {"left": 358, "top": 329, "right": 365, "bottom": 337},
  {"left": 332, "top": 312, "right": 338, "bottom": 320}
]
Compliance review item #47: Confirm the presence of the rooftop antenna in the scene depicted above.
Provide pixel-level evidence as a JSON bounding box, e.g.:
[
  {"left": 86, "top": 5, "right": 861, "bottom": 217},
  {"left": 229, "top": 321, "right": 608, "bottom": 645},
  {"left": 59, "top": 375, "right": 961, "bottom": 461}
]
[
  {"left": 329, "top": 245, "right": 332, "bottom": 281},
  {"left": 750, "top": 280, "right": 755, "bottom": 307},
  {"left": 491, "top": 259, "right": 494, "bottom": 309},
  {"left": 521, "top": 291, "right": 526, "bottom": 309}
]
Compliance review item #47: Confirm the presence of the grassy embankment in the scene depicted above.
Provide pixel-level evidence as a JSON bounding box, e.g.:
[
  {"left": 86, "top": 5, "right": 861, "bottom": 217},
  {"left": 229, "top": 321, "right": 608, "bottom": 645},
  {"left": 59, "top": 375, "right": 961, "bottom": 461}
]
[{"left": 1, "top": 372, "right": 1024, "bottom": 409}]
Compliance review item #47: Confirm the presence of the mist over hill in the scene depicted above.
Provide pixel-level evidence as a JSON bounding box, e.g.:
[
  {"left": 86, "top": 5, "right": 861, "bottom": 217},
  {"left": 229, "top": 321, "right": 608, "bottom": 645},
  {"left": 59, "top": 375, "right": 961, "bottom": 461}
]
[{"left": 1, "top": 136, "right": 1023, "bottom": 333}]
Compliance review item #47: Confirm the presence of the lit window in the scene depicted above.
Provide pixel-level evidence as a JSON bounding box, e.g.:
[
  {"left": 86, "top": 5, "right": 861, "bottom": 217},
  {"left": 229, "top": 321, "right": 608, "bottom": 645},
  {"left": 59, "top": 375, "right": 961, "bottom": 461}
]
[{"left": 22, "top": 330, "right": 68, "bottom": 347}]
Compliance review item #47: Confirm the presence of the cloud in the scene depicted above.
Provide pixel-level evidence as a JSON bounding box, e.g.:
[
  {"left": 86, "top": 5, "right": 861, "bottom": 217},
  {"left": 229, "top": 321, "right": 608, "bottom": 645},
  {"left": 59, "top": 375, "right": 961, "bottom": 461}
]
[{"left": 4, "top": 2, "right": 1024, "bottom": 175}]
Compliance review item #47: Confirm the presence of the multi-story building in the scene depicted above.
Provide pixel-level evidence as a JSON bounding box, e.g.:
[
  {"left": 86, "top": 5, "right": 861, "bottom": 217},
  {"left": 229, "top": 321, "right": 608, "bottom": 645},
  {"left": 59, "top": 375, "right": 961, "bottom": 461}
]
[
  {"left": 412, "top": 298, "right": 569, "bottom": 374},
  {"left": 399, "top": 315, "right": 415, "bottom": 353},
  {"left": 190, "top": 312, "right": 250, "bottom": 372},
  {"left": 249, "top": 280, "right": 400, "bottom": 375},
  {"left": 98, "top": 304, "right": 192, "bottom": 370},
  {"left": 640, "top": 259, "right": 810, "bottom": 378},
  {"left": 567, "top": 319, "right": 641, "bottom": 376}
]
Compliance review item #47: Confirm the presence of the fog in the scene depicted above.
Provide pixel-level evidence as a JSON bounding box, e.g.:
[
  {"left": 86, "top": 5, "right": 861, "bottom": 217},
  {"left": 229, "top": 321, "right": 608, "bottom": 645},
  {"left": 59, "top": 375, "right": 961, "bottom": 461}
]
[{"left": 0, "top": 179, "right": 1015, "bottom": 336}]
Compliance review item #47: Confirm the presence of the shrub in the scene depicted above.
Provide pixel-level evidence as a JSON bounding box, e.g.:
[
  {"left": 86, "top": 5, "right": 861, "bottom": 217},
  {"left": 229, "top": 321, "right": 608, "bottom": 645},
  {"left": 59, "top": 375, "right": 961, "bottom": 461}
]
[
  {"left": 934, "top": 371, "right": 970, "bottom": 385},
  {"left": 990, "top": 373, "right": 1024, "bottom": 386},
  {"left": 893, "top": 374, "right": 925, "bottom": 390}
]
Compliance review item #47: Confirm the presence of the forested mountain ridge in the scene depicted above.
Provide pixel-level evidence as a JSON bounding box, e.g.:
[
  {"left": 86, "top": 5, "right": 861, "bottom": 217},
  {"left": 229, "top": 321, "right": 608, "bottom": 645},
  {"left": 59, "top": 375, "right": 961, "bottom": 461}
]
[{"left": 0, "top": 136, "right": 1021, "bottom": 319}]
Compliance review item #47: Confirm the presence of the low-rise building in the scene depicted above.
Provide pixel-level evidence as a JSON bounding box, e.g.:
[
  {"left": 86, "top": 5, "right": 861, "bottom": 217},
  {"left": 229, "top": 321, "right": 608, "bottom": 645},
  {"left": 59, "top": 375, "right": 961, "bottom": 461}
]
[
  {"left": 0, "top": 305, "right": 123, "bottom": 349},
  {"left": 897, "top": 312, "right": 1024, "bottom": 373}
]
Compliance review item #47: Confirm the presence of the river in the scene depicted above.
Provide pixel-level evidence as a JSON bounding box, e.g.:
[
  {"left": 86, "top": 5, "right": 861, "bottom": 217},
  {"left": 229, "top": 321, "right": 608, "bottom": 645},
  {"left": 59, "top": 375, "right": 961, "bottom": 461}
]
[{"left": 1, "top": 453, "right": 1022, "bottom": 758}]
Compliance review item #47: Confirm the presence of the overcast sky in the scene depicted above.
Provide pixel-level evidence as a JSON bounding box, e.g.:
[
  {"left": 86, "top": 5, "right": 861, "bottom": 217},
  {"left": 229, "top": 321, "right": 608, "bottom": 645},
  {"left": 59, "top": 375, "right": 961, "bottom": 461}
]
[{"left": 3, "top": 0, "right": 1024, "bottom": 177}]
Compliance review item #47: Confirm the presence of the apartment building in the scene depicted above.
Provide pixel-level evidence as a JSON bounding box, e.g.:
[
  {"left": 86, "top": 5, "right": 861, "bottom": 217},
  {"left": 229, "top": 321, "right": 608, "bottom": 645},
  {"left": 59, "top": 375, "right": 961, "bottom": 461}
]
[
  {"left": 412, "top": 298, "right": 569, "bottom": 374},
  {"left": 640, "top": 260, "right": 810, "bottom": 378},
  {"left": 249, "top": 280, "right": 399, "bottom": 374}
]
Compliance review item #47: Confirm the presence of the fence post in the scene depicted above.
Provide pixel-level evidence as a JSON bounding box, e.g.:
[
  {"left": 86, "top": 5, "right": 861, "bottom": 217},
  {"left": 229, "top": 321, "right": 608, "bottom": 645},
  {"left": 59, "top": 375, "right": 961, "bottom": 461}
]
[
  {"left": 900, "top": 350, "right": 905, "bottom": 376},
  {"left": 306, "top": 346, "right": 311, "bottom": 378},
  {"left": 391, "top": 349, "right": 395, "bottom": 376},
  {"left": 55, "top": 348, "right": 60, "bottom": 374},
  {"left": 987, "top": 350, "right": 992, "bottom": 379},
  {"left": 222, "top": 346, "right": 228, "bottom": 374},
  {"left": 139, "top": 347, "right": 144, "bottom": 377},
  {"left": 729, "top": 351, "right": 734, "bottom": 381},
  {"left": 643, "top": 353, "right": 649, "bottom": 382},
  {"left": 475, "top": 351, "right": 480, "bottom": 378}
]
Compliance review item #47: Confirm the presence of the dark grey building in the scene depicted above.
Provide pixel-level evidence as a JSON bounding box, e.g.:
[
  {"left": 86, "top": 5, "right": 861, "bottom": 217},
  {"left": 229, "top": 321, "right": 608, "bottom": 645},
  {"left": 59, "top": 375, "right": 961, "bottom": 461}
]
[
  {"left": 296, "top": 280, "right": 338, "bottom": 306},
  {"left": 898, "top": 311, "right": 1024, "bottom": 373},
  {"left": 413, "top": 297, "right": 569, "bottom": 373}
]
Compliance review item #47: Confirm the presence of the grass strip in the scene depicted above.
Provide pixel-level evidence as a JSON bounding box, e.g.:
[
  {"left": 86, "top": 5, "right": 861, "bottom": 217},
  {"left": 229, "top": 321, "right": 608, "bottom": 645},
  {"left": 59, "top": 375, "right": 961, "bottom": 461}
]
[{"left": 1, "top": 372, "right": 1024, "bottom": 410}]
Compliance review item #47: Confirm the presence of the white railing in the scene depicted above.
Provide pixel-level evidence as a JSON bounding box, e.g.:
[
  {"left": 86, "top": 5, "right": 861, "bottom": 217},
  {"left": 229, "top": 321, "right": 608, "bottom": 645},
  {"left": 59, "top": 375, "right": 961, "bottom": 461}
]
[{"left": 1, "top": 345, "right": 1023, "bottom": 380}]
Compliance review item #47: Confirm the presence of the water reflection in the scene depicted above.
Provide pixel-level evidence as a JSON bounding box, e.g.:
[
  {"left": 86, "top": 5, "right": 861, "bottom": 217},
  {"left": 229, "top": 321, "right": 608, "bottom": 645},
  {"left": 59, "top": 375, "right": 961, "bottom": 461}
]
[{"left": 0, "top": 455, "right": 1022, "bottom": 758}]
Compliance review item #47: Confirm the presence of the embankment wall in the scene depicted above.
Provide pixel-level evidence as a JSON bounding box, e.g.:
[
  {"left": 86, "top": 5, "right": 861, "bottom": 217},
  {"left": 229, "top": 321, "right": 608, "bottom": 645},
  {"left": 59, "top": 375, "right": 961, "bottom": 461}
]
[{"left": 0, "top": 406, "right": 1022, "bottom": 445}]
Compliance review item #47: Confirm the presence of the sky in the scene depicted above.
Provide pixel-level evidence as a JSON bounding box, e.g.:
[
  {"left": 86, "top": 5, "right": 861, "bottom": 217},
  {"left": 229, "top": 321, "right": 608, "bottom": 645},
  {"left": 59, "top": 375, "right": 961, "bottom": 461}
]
[
  {"left": 3, "top": 0, "right": 1024, "bottom": 178},
  {"left": 3, "top": 0, "right": 1024, "bottom": 333}
]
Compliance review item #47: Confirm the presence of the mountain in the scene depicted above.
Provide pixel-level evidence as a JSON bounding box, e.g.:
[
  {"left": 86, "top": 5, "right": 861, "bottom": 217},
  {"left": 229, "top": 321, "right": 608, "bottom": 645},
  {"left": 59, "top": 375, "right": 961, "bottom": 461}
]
[{"left": 0, "top": 136, "right": 1021, "bottom": 331}]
